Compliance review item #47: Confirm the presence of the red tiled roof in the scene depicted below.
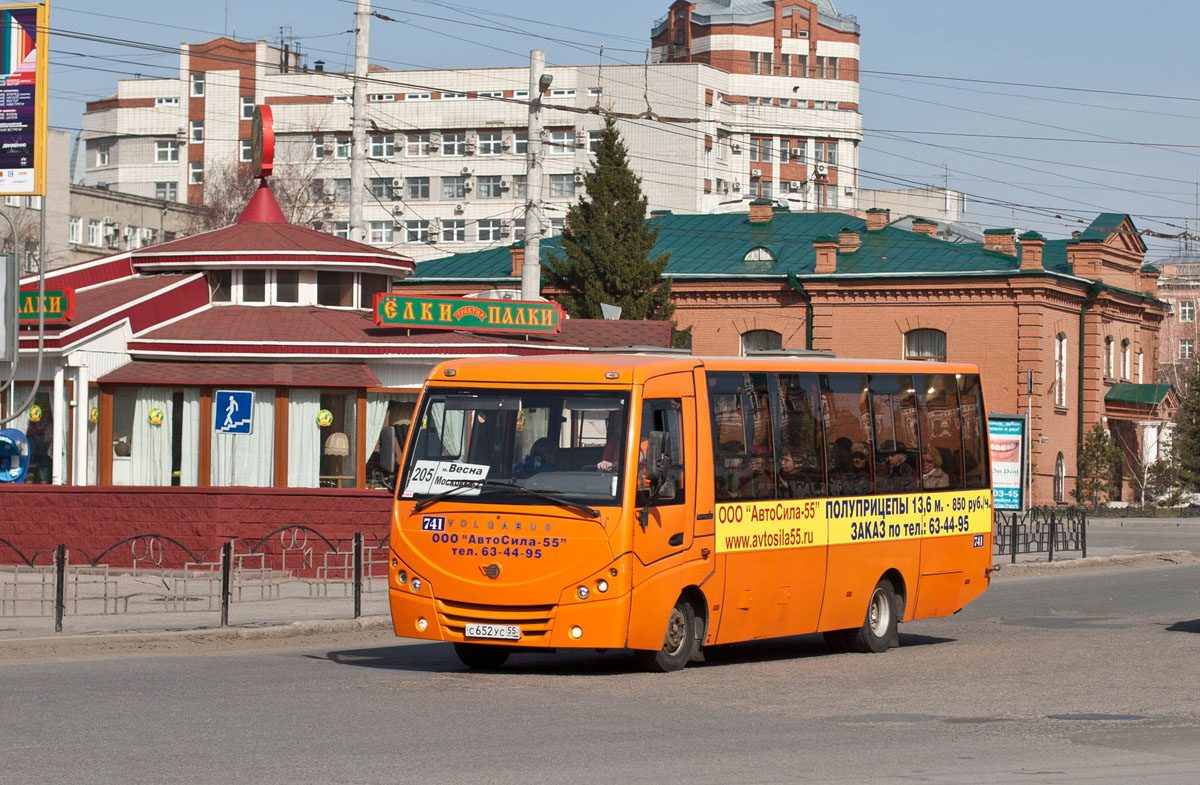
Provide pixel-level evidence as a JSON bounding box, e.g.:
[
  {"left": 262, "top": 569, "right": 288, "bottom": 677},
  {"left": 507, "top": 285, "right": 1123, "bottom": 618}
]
[
  {"left": 131, "top": 221, "right": 413, "bottom": 264},
  {"left": 98, "top": 361, "right": 380, "bottom": 387},
  {"left": 554, "top": 319, "right": 674, "bottom": 348}
]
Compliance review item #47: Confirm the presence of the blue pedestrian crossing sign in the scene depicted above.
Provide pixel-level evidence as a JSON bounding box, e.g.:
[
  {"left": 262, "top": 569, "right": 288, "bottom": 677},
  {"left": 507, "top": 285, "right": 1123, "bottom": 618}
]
[{"left": 214, "top": 390, "right": 254, "bottom": 434}]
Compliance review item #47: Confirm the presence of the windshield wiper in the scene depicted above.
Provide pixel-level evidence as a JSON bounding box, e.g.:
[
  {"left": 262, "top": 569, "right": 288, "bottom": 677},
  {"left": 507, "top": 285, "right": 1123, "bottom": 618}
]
[{"left": 411, "top": 479, "right": 601, "bottom": 519}]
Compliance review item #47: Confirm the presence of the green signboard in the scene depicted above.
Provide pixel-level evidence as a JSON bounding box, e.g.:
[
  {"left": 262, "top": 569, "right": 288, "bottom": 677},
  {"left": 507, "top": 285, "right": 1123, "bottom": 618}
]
[
  {"left": 19, "top": 288, "right": 74, "bottom": 323},
  {"left": 374, "top": 294, "right": 562, "bottom": 334}
]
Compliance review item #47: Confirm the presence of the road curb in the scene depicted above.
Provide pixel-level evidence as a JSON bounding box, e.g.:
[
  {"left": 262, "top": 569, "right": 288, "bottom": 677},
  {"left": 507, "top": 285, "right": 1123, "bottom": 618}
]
[{"left": 992, "top": 550, "right": 1196, "bottom": 576}]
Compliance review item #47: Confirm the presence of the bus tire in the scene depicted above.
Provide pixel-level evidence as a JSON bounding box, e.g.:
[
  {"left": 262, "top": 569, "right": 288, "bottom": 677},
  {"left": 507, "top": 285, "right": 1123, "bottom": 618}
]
[
  {"left": 848, "top": 579, "right": 897, "bottom": 654},
  {"left": 823, "top": 629, "right": 852, "bottom": 653},
  {"left": 454, "top": 642, "right": 511, "bottom": 670},
  {"left": 636, "top": 599, "right": 696, "bottom": 672}
]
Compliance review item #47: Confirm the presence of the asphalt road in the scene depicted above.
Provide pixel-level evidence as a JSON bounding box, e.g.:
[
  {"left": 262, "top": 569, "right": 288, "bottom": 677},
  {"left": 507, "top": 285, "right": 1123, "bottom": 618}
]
[{"left": 2, "top": 562, "right": 1198, "bottom": 785}]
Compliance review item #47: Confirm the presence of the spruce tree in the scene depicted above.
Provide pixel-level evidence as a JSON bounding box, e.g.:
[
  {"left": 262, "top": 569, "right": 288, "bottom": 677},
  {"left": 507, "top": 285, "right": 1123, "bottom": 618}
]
[
  {"left": 543, "top": 118, "right": 689, "bottom": 346},
  {"left": 1073, "top": 423, "right": 1123, "bottom": 508},
  {"left": 1173, "top": 362, "right": 1200, "bottom": 492}
]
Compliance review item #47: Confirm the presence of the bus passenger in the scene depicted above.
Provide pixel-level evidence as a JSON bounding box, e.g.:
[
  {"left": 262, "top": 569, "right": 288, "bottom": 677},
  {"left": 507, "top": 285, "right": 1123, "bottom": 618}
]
[
  {"left": 877, "top": 440, "right": 916, "bottom": 492},
  {"left": 921, "top": 445, "right": 950, "bottom": 489},
  {"left": 515, "top": 438, "right": 558, "bottom": 477}
]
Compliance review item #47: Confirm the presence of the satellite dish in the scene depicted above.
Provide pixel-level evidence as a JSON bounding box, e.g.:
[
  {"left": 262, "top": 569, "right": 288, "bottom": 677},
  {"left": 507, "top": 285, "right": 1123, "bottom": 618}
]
[{"left": 600, "top": 303, "right": 622, "bottom": 320}]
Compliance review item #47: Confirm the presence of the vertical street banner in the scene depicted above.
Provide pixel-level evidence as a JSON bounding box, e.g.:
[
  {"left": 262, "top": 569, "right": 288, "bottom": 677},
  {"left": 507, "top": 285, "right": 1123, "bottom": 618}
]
[
  {"left": 987, "top": 414, "right": 1026, "bottom": 511},
  {"left": 0, "top": 3, "right": 47, "bottom": 195}
]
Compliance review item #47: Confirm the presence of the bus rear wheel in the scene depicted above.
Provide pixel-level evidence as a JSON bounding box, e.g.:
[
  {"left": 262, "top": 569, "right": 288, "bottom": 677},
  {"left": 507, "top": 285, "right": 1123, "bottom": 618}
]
[
  {"left": 637, "top": 599, "right": 696, "bottom": 672},
  {"left": 454, "top": 642, "right": 511, "bottom": 670},
  {"left": 848, "top": 579, "right": 897, "bottom": 654}
]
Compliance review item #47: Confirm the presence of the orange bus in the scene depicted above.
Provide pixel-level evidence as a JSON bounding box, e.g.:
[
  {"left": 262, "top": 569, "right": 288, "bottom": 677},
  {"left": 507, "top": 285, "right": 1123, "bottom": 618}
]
[{"left": 387, "top": 354, "right": 994, "bottom": 671}]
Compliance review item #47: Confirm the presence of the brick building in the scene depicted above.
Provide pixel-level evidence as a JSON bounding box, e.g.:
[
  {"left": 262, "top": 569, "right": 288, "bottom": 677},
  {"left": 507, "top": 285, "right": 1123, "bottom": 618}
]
[
  {"left": 399, "top": 204, "right": 1174, "bottom": 505},
  {"left": 1147, "top": 251, "right": 1200, "bottom": 387}
]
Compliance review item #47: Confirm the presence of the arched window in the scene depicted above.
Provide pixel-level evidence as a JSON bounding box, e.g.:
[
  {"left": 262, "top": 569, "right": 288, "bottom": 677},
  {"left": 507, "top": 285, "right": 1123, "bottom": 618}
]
[
  {"left": 1054, "top": 452, "right": 1065, "bottom": 503},
  {"left": 741, "top": 329, "right": 782, "bottom": 355},
  {"left": 1054, "top": 333, "right": 1068, "bottom": 407},
  {"left": 1137, "top": 349, "right": 1144, "bottom": 383},
  {"left": 905, "top": 329, "right": 946, "bottom": 362},
  {"left": 1104, "top": 335, "right": 1114, "bottom": 378},
  {"left": 1120, "top": 339, "right": 1130, "bottom": 380},
  {"left": 743, "top": 246, "right": 776, "bottom": 263}
]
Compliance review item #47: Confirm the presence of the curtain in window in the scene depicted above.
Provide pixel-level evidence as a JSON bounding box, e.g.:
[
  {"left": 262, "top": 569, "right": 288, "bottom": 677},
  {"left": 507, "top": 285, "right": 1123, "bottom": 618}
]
[
  {"left": 211, "top": 393, "right": 274, "bottom": 487},
  {"left": 87, "top": 388, "right": 99, "bottom": 485},
  {"left": 905, "top": 329, "right": 946, "bottom": 361},
  {"left": 366, "top": 393, "right": 390, "bottom": 455},
  {"left": 132, "top": 387, "right": 173, "bottom": 486},
  {"left": 179, "top": 388, "right": 201, "bottom": 485},
  {"left": 287, "top": 388, "right": 321, "bottom": 487}
]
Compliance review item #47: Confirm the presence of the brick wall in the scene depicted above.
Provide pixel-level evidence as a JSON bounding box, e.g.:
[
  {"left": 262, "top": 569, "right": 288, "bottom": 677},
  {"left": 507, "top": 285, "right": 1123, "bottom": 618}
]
[{"left": 0, "top": 487, "right": 393, "bottom": 569}]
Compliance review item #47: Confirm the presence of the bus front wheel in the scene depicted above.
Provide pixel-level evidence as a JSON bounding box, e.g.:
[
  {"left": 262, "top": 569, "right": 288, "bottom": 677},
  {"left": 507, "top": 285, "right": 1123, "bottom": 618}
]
[
  {"left": 637, "top": 599, "right": 696, "bottom": 672},
  {"left": 848, "top": 579, "right": 897, "bottom": 654},
  {"left": 454, "top": 642, "right": 511, "bottom": 670}
]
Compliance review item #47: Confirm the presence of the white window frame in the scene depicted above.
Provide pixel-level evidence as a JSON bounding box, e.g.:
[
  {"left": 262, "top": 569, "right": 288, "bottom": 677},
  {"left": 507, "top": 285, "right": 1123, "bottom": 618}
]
[
  {"left": 239, "top": 139, "right": 252, "bottom": 162},
  {"left": 369, "top": 134, "right": 395, "bottom": 159},
  {"left": 155, "top": 140, "right": 179, "bottom": 163},
  {"left": 96, "top": 143, "right": 111, "bottom": 167},
  {"left": 1121, "top": 338, "right": 1131, "bottom": 380},
  {"left": 1054, "top": 333, "right": 1068, "bottom": 407},
  {"left": 548, "top": 130, "right": 575, "bottom": 155},
  {"left": 514, "top": 131, "right": 528, "bottom": 156},
  {"left": 189, "top": 161, "right": 203, "bottom": 185},
  {"left": 441, "top": 176, "right": 466, "bottom": 200},
  {"left": 442, "top": 132, "right": 467, "bottom": 156},
  {"left": 241, "top": 96, "right": 255, "bottom": 120},
  {"left": 87, "top": 220, "right": 102, "bottom": 247},
  {"left": 368, "top": 93, "right": 395, "bottom": 102},
  {"left": 441, "top": 219, "right": 465, "bottom": 243},
  {"left": 405, "top": 220, "right": 430, "bottom": 243},
  {"left": 405, "top": 92, "right": 430, "bottom": 102},
  {"left": 190, "top": 120, "right": 204, "bottom": 143},
  {"left": 1181, "top": 339, "right": 1194, "bottom": 361},
  {"left": 68, "top": 216, "right": 82, "bottom": 244},
  {"left": 190, "top": 73, "right": 204, "bottom": 97},
  {"left": 406, "top": 133, "right": 430, "bottom": 157},
  {"left": 477, "top": 175, "right": 504, "bottom": 199},
  {"left": 478, "top": 131, "right": 503, "bottom": 156},
  {"left": 549, "top": 174, "right": 576, "bottom": 198},
  {"left": 368, "top": 220, "right": 395, "bottom": 245},
  {"left": 335, "top": 137, "right": 351, "bottom": 159},
  {"left": 155, "top": 97, "right": 179, "bottom": 107},
  {"left": 1104, "top": 335, "right": 1114, "bottom": 378},
  {"left": 477, "top": 218, "right": 503, "bottom": 242},
  {"left": 442, "top": 92, "right": 467, "bottom": 101},
  {"left": 154, "top": 181, "right": 178, "bottom": 202},
  {"left": 1180, "top": 300, "right": 1195, "bottom": 322},
  {"left": 405, "top": 176, "right": 430, "bottom": 201}
]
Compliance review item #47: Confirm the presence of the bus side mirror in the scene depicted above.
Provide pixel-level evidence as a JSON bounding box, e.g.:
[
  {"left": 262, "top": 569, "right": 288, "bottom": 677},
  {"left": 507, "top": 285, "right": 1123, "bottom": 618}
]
[{"left": 379, "top": 426, "right": 397, "bottom": 474}]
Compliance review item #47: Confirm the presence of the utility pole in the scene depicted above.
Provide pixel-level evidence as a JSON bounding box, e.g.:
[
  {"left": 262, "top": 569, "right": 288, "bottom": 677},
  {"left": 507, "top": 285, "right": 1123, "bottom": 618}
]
[
  {"left": 522, "top": 50, "right": 549, "bottom": 301},
  {"left": 348, "top": 0, "right": 370, "bottom": 243}
]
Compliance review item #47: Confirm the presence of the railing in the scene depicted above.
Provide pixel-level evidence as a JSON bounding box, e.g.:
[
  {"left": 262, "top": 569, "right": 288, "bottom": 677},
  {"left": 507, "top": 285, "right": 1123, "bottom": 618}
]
[
  {"left": 993, "top": 507, "right": 1087, "bottom": 563},
  {"left": 0, "top": 527, "right": 391, "bottom": 633}
]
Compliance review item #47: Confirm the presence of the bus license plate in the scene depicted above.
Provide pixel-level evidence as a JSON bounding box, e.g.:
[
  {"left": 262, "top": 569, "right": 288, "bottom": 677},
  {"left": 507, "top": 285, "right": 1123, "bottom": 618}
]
[{"left": 465, "top": 623, "right": 520, "bottom": 641}]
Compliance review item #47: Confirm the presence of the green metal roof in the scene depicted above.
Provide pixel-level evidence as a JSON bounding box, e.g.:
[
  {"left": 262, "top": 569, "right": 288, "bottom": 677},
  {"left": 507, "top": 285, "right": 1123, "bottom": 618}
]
[
  {"left": 1105, "top": 383, "right": 1173, "bottom": 407},
  {"left": 403, "top": 210, "right": 1137, "bottom": 286}
]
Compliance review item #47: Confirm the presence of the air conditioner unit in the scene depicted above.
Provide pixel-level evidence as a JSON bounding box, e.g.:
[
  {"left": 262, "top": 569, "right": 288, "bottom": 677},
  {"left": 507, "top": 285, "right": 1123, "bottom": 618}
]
[
  {"left": 391, "top": 177, "right": 403, "bottom": 190},
  {"left": 720, "top": 184, "right": 730, "bottom": 195},
  {"left": 321, "top": 207, "right": 333, "bottom": 219},
  {"left": 574, "top": 166, "right": 584, "bottom": 174},
  {"left": 499, "top": 178, "right": 511, "bottom": 190},
  {"left": 392, "top": 204, "right": 405, "bottom": 216},
  {"left": 500, "top": 220, "right": 511, "bottom": 233},
  {"left": 815, "top": 162, "right": 829, "bottom": 176},
  {"left": 844, "top": 187, "right": 854, "bottom": 196},
  {"left": 731, "top": 181, "right": 742, "bottom": 191},
  {"left": 730, "top": 143, "right": 742, "bottom": 154},
  {"left": 102, "top": 216, "right": 116, "bottom": 227},
  {"left": 454, "top": 203, "right": 465, "bottom": 213},
  {"left": 502, "top": 138, "right": 512, "bottom": 150},
  {"left": 141, "top": 227, "right": 155, "bottom": 239},
  {"left": 790, "top": 147, "right": 802, "bottom": 158},
  {"left": 574, "top": 136, "right": 587, "bottom": 148},
  {"left": 122, "top": 226, "right": 133, "bottom": 238},
  {"left": 463, "top": 181, "right": 474, "bottom": 192},
  {"left": 460, "top": 167, "right": 472, "bottom": 176},
  {"left": 750, "top": 168, "right": 762, "bottom": 178},
  {"left": 788, "top": 181, "right": 801, "bottom": 191},
  {"left": 322, "top": 140, "right": 335, "bottom": 153},
  {"left": 573, "top": 173, "right": 584, "bottom": 184}
]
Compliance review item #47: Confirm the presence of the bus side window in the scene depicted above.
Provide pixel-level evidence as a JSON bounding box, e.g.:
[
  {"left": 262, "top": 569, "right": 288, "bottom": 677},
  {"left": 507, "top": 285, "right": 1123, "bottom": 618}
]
[
  {"left": 643, "top": 400, "right": 685, "bottom": 506},
  {"left": 708, "top": 372, "right": 773, "bottom": 501},
  {"left": 775, "top": 372, "right": 825, "bottom": 499},
  {"left": 958, "top": 375, "right": 990, "bottom": 489},
  {"left": 820, "top": 373, "right": 874, "bottom": 497},
  {"left": 915, "top": 374, "right": 964, "bottom": 490},
  {"left": 868, "top": 373, "right": 918, "bottom": 494}
]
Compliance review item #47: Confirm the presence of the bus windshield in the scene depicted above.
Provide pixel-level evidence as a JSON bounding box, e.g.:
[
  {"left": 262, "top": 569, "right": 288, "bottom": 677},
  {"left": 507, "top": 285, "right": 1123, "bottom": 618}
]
[{"left": 400, "top": 388, "right": 630, "bottom": 506}]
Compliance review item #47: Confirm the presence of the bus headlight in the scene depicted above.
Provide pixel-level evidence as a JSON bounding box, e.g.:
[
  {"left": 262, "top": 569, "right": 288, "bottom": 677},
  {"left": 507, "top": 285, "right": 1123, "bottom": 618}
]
[
  {"left": 596, "top": 579, "right": 608, "bottom": 593},
  {"left": 576, "top": 585, "right": 590, "bottom": 600},
  {"left": 411, "top": 578, "right": 422, "bottom": 592},
  {"left": 416, "top": 617, "right": 428, "bottom": 631},
  {"left": 571, "top": 626, "right": 583, "bottom": 639},
  {"left": 397, "top": 570, "right": 408, "bottom": 585}
]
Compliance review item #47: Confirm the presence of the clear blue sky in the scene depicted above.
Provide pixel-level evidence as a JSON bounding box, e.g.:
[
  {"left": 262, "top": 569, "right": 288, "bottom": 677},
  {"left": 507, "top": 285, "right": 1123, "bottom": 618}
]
[{"left": 48, "top": 0, "right": 1200, "bottom": 259}]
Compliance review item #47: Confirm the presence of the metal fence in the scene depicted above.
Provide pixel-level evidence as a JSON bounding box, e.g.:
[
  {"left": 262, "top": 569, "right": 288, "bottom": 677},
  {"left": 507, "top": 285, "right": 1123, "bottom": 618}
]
[
  {"left": 993, "top": 507, "right": 1087, "bottom": 563},
  {"left": 0, "top": 527, "right": 390, "bottom": 633}
]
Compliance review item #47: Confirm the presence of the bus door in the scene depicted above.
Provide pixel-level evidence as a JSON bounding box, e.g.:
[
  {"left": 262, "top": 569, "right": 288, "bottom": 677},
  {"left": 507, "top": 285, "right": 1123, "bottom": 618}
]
[{"left": 633, "top": 373, "right": 696, "bottom": 566}]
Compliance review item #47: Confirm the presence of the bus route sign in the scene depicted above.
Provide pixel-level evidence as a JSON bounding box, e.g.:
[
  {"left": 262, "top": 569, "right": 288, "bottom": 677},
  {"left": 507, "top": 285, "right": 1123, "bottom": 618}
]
[{"left": 374, "top": 294, "right": 562, "bottom": 334}]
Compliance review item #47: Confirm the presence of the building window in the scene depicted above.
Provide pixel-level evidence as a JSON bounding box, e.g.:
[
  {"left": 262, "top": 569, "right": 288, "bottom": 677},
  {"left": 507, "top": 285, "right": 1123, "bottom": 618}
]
[
  {"left": 1054, "top": 453, "right": 1065, "bottom": 503},
  {"left": 239, "top": 139, "right": 252, "bottom": 162},
  {"left": 333, "top": 178, "right": 351, "bottom": 202},
  {"left": 369, "top": 134, "right": 395, "bottom": 158},
  {"left": 4, "top": 195, "right": 16, "bottom": 207},
  {"left": 816, "top": 56, "right": 839, "bottom": 79},
  {"left": 241, "top": 269, "right": 266, "bottom": 303},
  {"left": 514, "top": 131, "right": 527, "bottom": 155},
  {"left": 477, "top": 175, "right": 504, "bottom": 199},
  {"left": 740, "top": 329, "right": 783, "bottom": 355},
  {"left": 68, "top": 216, "right": 82, "bottom": 244},
  {"left": 332, "top": 221, "right": 350, "bottom": 239},
  {"left": 405, "top": 220, "right": 430, "bottom": 243},
  {"left": 405, "top": 177, "right": 429, "bottom": 200},
  {"left": 317, "top": 270, "right": 355, "bottom": 307},
  {"left": 442, "top": 92, "right": 467, "bottom": 101},
  {"left": 368, "top": 93, "right": 394, "bottom": 102},
  {"left": 1180, "top": 301, "right": 1195, "bottom": 322},
  {"left": 369, "top": 177, "right": 396, "bottom": 201},
  {"left": 478, "top": 131, "right": 503, "bottom": 156},
  {"left": 335, "top": 137, "right": 351, "bottom": 159},
  {"left": 441, "top": 176, "right": 466, "bottom": 200},
  {"left": 744, "top": 246, "right": 776, "bottom": 263},
  {"left": 25, "top": 195, "right": 40, "bottom": 210},
  {"left": 478, "top": 91, "right": 503, "bottom": 98},
  {"left": 513, "top": 174, "right": 527, "bottom": 199},
  {"left": 155, "top": 141, "right": 179, "bottom": 162},
  {"left": 1121, "top": 338, "right": 1131, "bottom": 380},
  {"left": 1055, "top": 332, "right": 1068, "bottom": 407},
  {"left": 477, "top": 219, "right": 503, "bottom": 242},
  {"left": 190, "top": 120, "right": 204, "bottom": 143},
  {"left": 241, "top": 96, "right": 255, "bottom": 119},
  {"left": 442, "top": 132, "right": 467, "bottom": 156},
  {"left": 190, "top": 72, "right": 204, "bottom": 97},
  {"left": 441, "top": 219, "right": 465, "bottom": 243},
  {"left": 588, "top": 130, "right": 603, "bottom": 153},
  {"left": 406, "top": 133, "right": 430, "bottom": 157},
  {"left": 549, "top": 218, "right": 566, "bottom": 236},
  {"left": 87, "top": 220, "right": 102, "bottom": 247},
  {"left": 550, "top": 88, "right": 576, "bottom": 98},
  {"left": 905, "top": 329, "right": 947, "bottom": 362},
  {"left": 548, "top": 130, "right": 575, "bottom": 155},
  {"left": 1138, "top": 349, "right": 1144, "bottom": 384},
  {"left": 276, "top": 270, "right": 300, "bottom": 304},
  {"left": 189, "top": 161, "right": 203, "bottom": 185},
  {"left": 405, "top": 92, "right": 430, "bottom": 102},
  {"left": 1181, "top": 339, "right": 1194, "bottom": 361},
  {"left": 781, "top": 54, "right": 792, "bottom": 78},
  {"left": 155, "top": 97, "right": 179, "bottom": 107},
  {"left": 549, "top": 174, "right": 576, "bottom": 198},
  {"left": 155, "top": 181, "right": 178, "bottom": 201},
  {"left": 1104, "top": 335, "right": 1114, "bottom": 377},
  {"left": 368, "top": 221, "right": 394, "bottom": 244},
  {"left": 96, "top": 143, "right": 111, "bottom": 167},
  {"left": 759, "top": 180, "right": 773, "bottom": 199}
]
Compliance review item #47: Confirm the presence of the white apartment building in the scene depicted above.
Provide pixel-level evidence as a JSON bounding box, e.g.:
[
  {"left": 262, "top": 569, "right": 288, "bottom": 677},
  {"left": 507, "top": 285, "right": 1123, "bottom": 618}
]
[{"left": 78, "top": 2, "right": 863, "bottom": 261}]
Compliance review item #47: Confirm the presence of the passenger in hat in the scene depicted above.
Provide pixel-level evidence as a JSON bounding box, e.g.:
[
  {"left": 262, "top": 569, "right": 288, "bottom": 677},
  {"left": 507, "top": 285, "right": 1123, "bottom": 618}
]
[{"left": 877, "top": 439, "right": 916, "bottom": 492}]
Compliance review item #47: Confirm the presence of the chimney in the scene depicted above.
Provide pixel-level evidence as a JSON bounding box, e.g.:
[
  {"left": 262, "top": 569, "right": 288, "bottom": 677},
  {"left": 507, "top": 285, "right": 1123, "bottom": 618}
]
[
  {"left": 1140, "top": 265, "right": 1160, "bottom": 296},
  {"left": 983, "top": 228, "right": 1016, "bottom": 256},
  {"left": 813, "top": 235, "right": 838, "bottom": 274},
  {"left": 912, "top": 219, "right": 938, "bottom": 238},
  {"left": 1018, "top": 231, "right": 1045, "bottom": 271},
  {"left": 749, "top": 199, "right": 773, "bottom": 224},
  {"left": 509, "top": 244, "right": 525, "bottom": 278},
  {"left": 838, "top": 227, "right": 861, "bottom": 254},
  {"left": 865, "top": 208, "right": 890, "bottom": 232}
]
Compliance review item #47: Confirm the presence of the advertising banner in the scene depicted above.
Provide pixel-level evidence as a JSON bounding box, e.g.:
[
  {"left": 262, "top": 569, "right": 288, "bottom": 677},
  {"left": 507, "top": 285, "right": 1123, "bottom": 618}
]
[
  {"left": 987, "top": 415, "right": 1026, "bottom": 511},
  {"left": 0, "top": 3, "right": 48, "bottom": 195},
  {"left": 375, "top": 293, "right": 562, "bottom": 334}
]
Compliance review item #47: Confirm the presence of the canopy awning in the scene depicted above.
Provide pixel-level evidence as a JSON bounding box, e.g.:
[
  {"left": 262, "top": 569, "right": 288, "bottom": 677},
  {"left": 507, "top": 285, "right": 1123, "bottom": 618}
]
[
  {"left": 98, "top": 361, "right": 381, "bottom": 388},
  {"left": 1104, "top": 383, "right": 1178, "bottom": 421}
]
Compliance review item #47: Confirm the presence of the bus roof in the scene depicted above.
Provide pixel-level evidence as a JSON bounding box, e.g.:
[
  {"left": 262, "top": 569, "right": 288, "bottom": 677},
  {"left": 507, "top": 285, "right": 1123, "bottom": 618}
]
[{"left": 428, "top": 353, "right": 983, "bottom": 387}]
